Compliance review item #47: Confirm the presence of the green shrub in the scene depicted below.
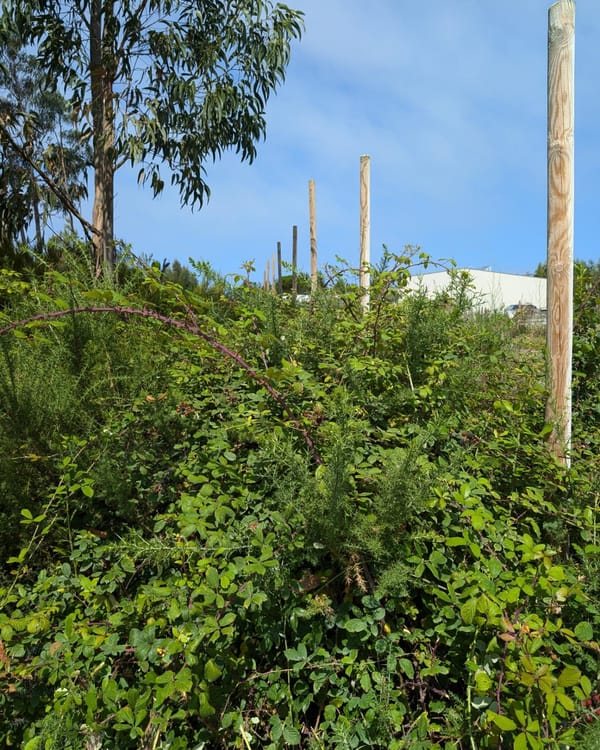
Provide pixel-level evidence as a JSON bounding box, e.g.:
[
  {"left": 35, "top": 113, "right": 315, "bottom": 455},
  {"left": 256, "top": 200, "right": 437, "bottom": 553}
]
[{"left": 1, "top": 252, "right": 599, "bottom": 748}]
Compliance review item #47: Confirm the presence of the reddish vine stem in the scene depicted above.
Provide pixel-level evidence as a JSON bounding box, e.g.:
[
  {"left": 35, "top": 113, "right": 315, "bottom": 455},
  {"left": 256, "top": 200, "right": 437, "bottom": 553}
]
[{"left": 0, "top": 305, "right": 323, "bottom": 464}]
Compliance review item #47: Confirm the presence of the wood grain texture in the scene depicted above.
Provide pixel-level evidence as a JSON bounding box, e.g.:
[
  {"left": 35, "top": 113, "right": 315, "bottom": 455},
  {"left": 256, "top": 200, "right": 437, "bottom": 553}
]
[
  {"left": 546, "top": 0, "right": 575, "bottom": 465},
  {"left": 359, "top": 155, "right": 371, "bottom": 311},
  {"left": 309, "top": 180, "right": 318, "bottom": 295},
  {"left": 277, "top": 241, "right": 282, "bottom": 293}
]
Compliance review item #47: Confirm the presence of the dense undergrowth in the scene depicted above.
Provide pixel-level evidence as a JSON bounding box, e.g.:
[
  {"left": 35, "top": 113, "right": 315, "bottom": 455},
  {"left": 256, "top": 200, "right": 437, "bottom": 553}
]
[{"left": 0, "top": 247, "right": 599, "bottom": 749}]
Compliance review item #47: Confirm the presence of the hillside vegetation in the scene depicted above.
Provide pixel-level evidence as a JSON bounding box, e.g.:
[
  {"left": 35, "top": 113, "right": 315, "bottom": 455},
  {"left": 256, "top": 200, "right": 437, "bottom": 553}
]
[{"left": 0, "top": 247, "right": 599, "bottom": 749}]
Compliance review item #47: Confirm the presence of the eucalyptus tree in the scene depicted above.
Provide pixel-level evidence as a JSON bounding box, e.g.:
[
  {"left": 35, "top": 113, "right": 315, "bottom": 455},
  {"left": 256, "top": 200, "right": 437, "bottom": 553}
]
[
  {"left": 0, "top": 39, "right": 89, "bottom": 265},
  {"left": 0, "top": 0, "right": 303, "bottom": 274}
]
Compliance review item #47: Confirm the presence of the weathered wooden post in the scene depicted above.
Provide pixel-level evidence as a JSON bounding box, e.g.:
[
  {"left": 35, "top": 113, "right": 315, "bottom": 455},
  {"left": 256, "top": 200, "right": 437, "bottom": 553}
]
[
  {"left": 359, "top": 155, "right": 371, "bottom": 311},
  {"left": 546, "top": 0, "right": 575, "bottom": 466},
  {"left": 309, "top": 179, "right": 318, "bottom": 295},
  {"left": 292, "top": 225, "right": 298, "bottom": 299},
  {"left": 277, "top": 241, "right": 282, "bottom": 294}
]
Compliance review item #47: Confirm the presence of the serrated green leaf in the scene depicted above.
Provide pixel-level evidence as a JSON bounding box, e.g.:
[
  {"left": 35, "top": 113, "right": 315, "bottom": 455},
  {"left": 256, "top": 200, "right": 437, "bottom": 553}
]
[
  {"left": 557, "top": 665, "right": 581, "bottom": 688},
  {"left": 487, "top": 710, "right": 517, "bottom": 731},
  {"left": 474, "top": 670, "right": 493, "bottom": 693},
  {"left": 574, "top": 621, "right": 594, "bottom": 641},
  {"left": 204, "top": 659, "right": 221, "bottom": 682},
  {"left": 115, "top": 705, "right": 135, "bottom": 724},
  {"left": 282, "top": 726, "right": 301, "bottom": 745},
  {"left": 519, "top": 672, "right": 535, "bottom": 687},
  {"left": 399, "top": 658, "right": 414, "bottom": 679},
  {"left": 206, "top": 567, "right": 219, "bottom": 588},
  {"left": 547, "top": 565, "right": 565, "bottom": 581},
  {"left": 460, "top": 598, "right": 477, "bottom": 625},
  {"left": 199, "top": 691, "right": 215, "bottom": 718},
  {"left": 557, "top": 692, "right": 575, "bottom": 712},
  {"left": 173, "top": 667, "right": 192, "bottom": 693},
  {"left": 500, "top": 586, "right": 521, "bottom": 604},
  {"left": 343, "top": 618, "right": 368, "bottom": 633}
]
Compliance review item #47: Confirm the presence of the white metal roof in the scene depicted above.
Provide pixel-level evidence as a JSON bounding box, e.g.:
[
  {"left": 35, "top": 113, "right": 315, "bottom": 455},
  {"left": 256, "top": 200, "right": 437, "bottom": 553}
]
[{"left": 407, "top": 268, "right": 547, "bottom": 311}]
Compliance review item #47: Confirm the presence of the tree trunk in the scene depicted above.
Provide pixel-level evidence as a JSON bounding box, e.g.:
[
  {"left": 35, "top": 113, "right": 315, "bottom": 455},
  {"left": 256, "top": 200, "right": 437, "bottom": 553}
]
[
  {"left": 32, "top": 191, "right": 43, "bottom": 251},
  {"left": 90, "top": 0, "right": 115, "bottom": 275}
]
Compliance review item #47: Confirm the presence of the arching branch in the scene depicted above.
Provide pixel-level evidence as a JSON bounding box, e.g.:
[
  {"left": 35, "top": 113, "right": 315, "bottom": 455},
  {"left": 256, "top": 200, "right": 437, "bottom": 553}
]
[{"left": 0, "top": 305, "right": 323, "bottom": 464}]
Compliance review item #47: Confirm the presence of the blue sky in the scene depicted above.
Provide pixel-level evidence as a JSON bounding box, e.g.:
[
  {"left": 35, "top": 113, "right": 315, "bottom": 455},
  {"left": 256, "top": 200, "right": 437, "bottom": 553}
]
[{"left": 109, "top": 1, "right": 597, "bottom": 281}]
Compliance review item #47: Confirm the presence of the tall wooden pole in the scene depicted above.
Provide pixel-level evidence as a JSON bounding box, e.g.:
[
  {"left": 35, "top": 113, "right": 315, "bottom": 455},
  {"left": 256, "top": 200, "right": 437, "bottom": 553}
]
[
  {"left": 359, "top": 155, "right": 371, "bottom": 311},
  {"left": 277, "top": 241, "right": 282, "bottom": 294},
  {"left": 292, "top": 225, "right": 298, "bottom": 299},
  {"left": 546, "top": 0, "right": 575, "bottom": 466},
  {"left": 309, "top": 179, "right": 318, "bottom": 295}
]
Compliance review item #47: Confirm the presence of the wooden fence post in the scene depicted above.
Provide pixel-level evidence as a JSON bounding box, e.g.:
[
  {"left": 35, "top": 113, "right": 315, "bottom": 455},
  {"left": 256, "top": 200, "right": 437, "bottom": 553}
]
[
  {"left": 309, "top": 180, "right": 318, "bottom": 295},
  {"left": 277, "top": 242, "right": 282, "bottom": 294},
  {"left": 292, "top": 225, "right": 298, "bottom": 299},
  {"left": 359, "top": 155, "right": 371, "bottom": 311},
  {"left": 546, "top": 0, "right": 575, "bottom": 466}
]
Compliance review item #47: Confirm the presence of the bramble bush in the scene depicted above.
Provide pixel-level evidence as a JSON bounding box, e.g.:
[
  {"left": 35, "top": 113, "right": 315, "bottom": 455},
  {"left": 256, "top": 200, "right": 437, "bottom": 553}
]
[{"left": 0, "top": 248, "right": 599, "bottom": 748}]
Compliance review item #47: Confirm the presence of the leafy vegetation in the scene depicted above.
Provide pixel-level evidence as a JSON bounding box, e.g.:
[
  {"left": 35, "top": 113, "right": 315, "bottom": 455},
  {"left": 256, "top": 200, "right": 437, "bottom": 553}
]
[
  {"left": 0, "top": 0, "right": 304, "bottom": 270},
  {"left": 0, "top": 35, "right": 89, "bottom": 263},
  {"left": 0, "top": 247, "right": 599, "bottom": 749}
]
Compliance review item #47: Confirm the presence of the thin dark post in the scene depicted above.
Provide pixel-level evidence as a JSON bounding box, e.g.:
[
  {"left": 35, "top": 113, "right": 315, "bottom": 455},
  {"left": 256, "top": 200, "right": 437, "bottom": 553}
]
[{"left": 292, "top": 225, "right": 298, "bottom": 299}]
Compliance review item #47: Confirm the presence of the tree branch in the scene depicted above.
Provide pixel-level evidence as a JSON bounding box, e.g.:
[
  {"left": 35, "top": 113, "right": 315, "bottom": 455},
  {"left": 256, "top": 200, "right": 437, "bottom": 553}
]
[
  {"left": 0, "top": 305, "right": 323, "bottom": 464},
  {"left": 0, "top": 116, "right": 98, "bottom": 241}
]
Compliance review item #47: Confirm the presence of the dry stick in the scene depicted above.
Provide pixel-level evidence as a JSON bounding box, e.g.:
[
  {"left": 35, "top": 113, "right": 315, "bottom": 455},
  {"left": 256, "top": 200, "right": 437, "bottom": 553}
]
[
  {"left": 0, "top": 307, "right": 323, "bottom": 465},
  {"left": 546, "top": 0, "right": 575, "bottom": 466},
  {"left": 359, "top": 155, "right": 371, "bottom": 312},
  {"left": 309, "top": 180, "right": 318, "bottom": 295}
]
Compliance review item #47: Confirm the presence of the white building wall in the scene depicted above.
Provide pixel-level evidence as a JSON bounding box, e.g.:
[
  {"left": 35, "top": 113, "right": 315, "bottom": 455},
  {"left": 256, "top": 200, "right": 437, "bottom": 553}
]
[{"left": 407, "top": 269, "right": 547, "bottom": 312}]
